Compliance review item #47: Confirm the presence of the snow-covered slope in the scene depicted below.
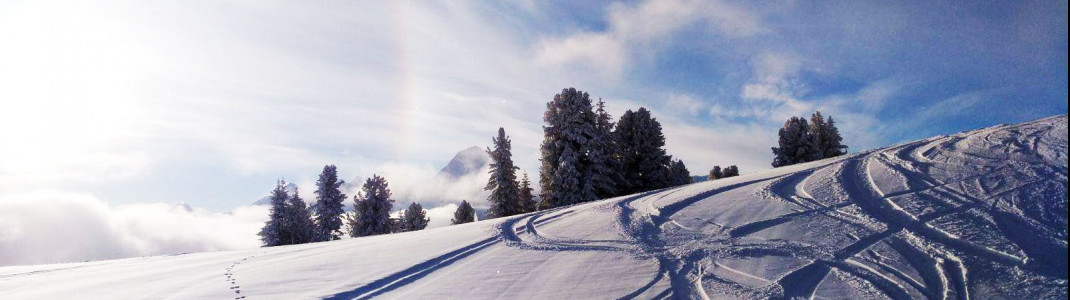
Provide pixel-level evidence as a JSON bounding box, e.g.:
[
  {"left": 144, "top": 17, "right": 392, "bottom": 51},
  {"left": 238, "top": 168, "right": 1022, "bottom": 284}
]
[{"left": 2, "top": 116, "right": 1066, "bottom": 299}]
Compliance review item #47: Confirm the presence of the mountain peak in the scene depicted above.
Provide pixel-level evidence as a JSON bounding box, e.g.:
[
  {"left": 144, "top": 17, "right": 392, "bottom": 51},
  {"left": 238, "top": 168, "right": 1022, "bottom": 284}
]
[{"left": 436, "top": 146, "right": 489, "bottom": 179}]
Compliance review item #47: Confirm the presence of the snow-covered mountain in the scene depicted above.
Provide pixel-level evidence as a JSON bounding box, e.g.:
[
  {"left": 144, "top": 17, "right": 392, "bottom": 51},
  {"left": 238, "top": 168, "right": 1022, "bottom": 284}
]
[
  {"left": 2, "top": 115, "right": 1066, "bottom": 299},
  {"left": 435, "top": 146, "right": 489, "bottom": 180}
]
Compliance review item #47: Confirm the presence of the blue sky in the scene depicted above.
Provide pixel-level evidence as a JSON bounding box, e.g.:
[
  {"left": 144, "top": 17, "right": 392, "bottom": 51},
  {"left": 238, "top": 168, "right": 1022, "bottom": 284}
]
[{"left": 1, "top": 0, "right": 1066, "bottom": 213}]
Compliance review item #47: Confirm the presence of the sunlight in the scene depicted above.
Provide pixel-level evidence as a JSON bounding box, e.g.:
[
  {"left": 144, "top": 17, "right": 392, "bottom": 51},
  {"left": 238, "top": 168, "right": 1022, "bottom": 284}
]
[{"left": 0, "top": 1, "right": 148, "bottom": 181}]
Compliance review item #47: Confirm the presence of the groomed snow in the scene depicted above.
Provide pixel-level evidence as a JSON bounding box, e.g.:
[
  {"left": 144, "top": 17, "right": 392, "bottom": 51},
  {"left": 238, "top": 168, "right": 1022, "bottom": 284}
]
[{"left": 1, "top": 115, "right": 1066, "bottom": 299}]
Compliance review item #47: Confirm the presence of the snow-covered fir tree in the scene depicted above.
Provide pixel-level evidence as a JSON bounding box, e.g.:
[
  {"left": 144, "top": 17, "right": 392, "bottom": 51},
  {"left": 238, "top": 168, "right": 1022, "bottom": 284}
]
[
  {"left": 518, "top": 172, "right": 537, "bottom": 213},
  {"left": 343, "top": 211, "right": 359, "bottom": 237},
  {"left": 539, "top": 88, "right": 601, "bottom": 208},
  {"left": 587, "top": 98, "right": 622, "bottom": 199},
  {"left": 451, "top": 200, "right": 476, "bottom": 225},
  {"left": 258, "top": 180, "right": 291, "bottom": 247},
  {"left": 313, "top": 165, "right": 347, "bottom": 242},
  {"left": 551, "top": 146, "right": 585, "bottom": 206},
  {"left": 615, "top": 107, "right": 672, "bottom": 194},
  {"left": 669, "top": 159, "right": 692, "bottom": 186},
  {"left": 398, "top": 202, "right": 430, "bottom": 232},
  {"left": 813, "top": 113, "right": 847, "bottom": 158},
  {"left": 486, "top": 127, "right": 522, "bottom": 218},
  {"left": 771, "top": 117, "right": 821, "bottom": 167},
  {"left": 772, "top": 112, "right": 848, "bottom": 167},
  {"left": 285, "top": 187, "right": 314, "bottom": 245},
  {"left": 351, "top": 175, "right": 394, "bottom": 237}
]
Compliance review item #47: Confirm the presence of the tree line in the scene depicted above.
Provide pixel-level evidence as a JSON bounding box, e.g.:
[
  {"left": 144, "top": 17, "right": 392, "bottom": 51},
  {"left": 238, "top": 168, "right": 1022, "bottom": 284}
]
[
  {"left": 258, "top": 165, "right": 471, "bottom": 247},
  {"left": 259, "top": 88, "right": 849, "bottom": 246}
]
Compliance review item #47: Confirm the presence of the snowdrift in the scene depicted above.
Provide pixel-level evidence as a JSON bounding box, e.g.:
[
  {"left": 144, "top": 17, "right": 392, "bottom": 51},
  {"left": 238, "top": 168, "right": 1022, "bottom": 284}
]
[{"left": 2, "top": 115, "right": 1066, "bottom": 299}]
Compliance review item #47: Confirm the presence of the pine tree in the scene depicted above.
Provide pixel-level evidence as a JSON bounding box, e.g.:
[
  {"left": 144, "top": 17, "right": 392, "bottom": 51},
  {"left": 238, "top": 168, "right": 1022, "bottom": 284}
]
[
  {"left": 587, "top": 98, "right": 623, "bottom": 199},
  {"left": 552, "top": 146, "right": 585, "bottom": 206},
  {"left": 518, "top": 172, "right": 537, "bottom": 213},
  {"left": 723, "top": 165, "right": 740, "bottom": 177},
  {"left": 615, "top": 107, "right": 672, "bottom": 194},
  {"left": 808, "top": 111, "right": 848, "bottom": 159},
  {"left": 669, "top": 159, "right": 692, "bottom": 186},
  {"left": 258, "top": 180, "right": 291, "bottom": 247},
  {"left": 810, "top": 111, "right": 827, "bottom": 155},
  {"left": 486, "top": 127, "right": 522, "bottom": 218},
  {"left": 771, "top": 117, "right": 820, "bottom": 167},
  {"left": 351, "top": 175, "right": 395, "bottom": 237},
  {"left": 821, "top": 116, "right": 848, "bottom": 158},
  {"left": 451, "top": 200, "right": 476, "bottom": 225},
  {"left": 313, "top": 165, "right": 347, "bottom": 242},
  {"left": 399, "top": 202, "right": 430, "bottom": 232},
  {"left": 344, "top": 211, "right": 360, "bottom": 238},
  {"left": 708, "top": 166, "right": 723, "bottom": 180},
  {"left": 285, "top": 187, "right": 314, "bottom": 245},
  {"left": 539, "top": 88, "right": 600, "bottom": 208}
]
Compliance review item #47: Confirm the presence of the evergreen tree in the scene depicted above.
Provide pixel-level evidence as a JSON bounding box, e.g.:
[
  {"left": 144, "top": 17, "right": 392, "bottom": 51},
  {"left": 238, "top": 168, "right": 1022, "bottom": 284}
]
[
  {"left": 486, "top": 127, "right": 522, "bottom": 218},
  {"left": 351, "top": 175, "right": 395, "bottom": 237},
  {"left": 615, "top": 107, "right": 672, "bottom": 194},
  {"left": 313, "top": 165, "right": 347, "bottom": 242},
  {"left": 451, "top": 200, "right": 476, "bottom": 225},
  {"left": 518, "top": 172, "right": 537, "bottom": 213},
  {"left": 820, "top": 116, "right": 848, "bottom": 158},
  {"left": 708, "top": 166, "right": 723, "bottom": 180},
  {"left": 669, "top": 159, "right": 692, "bottom": 186},
  {"left": 258, "top": 180, "right": 291, "bottom": 247},
  {"left": 539, "top": 88, "right": 600, "bottom": 208},
  {"left": 399, "top": 202, "right": 430, "bottom": 232},
  {"left": 723, "top": 165, "right": 740, "bottom": 177},
  {"left": 285, "top": 187, "right": 314, "bottom": 245},
  {"left": 771, "top": 117, "right": 820, "bottom": 167},
  {"left": 587, "top": 99, "right": 623, "bottom": 199},
  {"left": 810, "top": 111, "right": 828, "bottom": 157},
  {"left": 344, "top": 211, "right": 360, "bottom": 238},
  {"left": 809, "top": 111, "right": 844, "bottom": 158},
  {"left": 552, "top": 146, "right": 585, "bottom": 206}
]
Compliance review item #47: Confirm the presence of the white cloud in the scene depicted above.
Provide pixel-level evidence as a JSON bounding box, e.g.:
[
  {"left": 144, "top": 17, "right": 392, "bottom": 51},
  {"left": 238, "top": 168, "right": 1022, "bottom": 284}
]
[
  {"left": 0, "top": 191, "right": 267, "bottom": 266},
  {"left": 535, "top": 0, "right": 763, "bottom": 78},
  {"left": 739, "top": 51, "right": 815, "bottom": 122},
  {"left": 912, "top": 90, "right": 990, "bottom": 124},
  {"left": 536, "top": 33, "right": 627, "bottom": 78},
  {"left": 663, "top": 93, "right": 707, "bottom": 116},
  {"left": 424, "top": 204, "right": 460, "bottom": 229},
  {"left": 352, "top": 162, "right": 492, "bottom": 212}
]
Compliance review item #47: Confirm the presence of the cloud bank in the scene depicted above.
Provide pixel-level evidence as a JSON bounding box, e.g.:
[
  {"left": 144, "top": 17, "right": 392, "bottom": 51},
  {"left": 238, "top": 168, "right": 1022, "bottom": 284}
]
[{"left": 0, "top": 191, "right": 267, "bottom": 267}]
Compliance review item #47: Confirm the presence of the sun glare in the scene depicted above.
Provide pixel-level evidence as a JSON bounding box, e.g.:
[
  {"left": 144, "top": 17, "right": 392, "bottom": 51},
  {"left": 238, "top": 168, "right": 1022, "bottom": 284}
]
[{"left": 0, "top": 2, "right": 147, "bottom": 181}]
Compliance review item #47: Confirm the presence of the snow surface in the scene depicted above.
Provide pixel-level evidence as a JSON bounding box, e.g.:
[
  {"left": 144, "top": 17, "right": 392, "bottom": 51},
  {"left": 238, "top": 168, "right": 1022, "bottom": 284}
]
[{"left": 1, "top": 116, "right": 1066, "bottom": 299}]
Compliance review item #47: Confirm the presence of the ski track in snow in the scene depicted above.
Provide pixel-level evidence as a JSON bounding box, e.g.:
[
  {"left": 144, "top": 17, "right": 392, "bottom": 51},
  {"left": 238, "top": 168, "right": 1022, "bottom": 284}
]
[{"left": 0, "top": 116, "right": 1066, "bottom": 299}]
